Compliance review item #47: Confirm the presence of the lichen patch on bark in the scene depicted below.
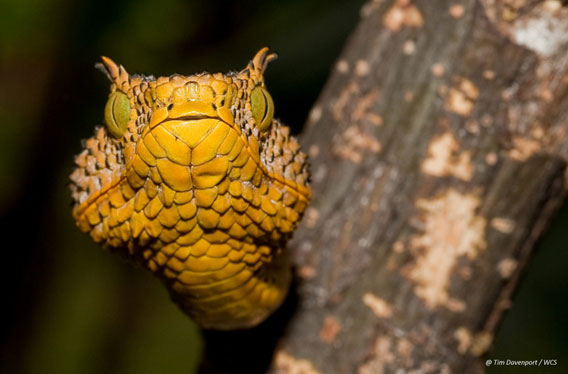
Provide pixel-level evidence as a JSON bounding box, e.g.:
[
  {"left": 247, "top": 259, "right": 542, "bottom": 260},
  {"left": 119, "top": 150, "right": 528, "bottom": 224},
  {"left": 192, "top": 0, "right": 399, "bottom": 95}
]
[
  {"left": 320, "top": 315, "right": 342, "bottom": 343},
  {"left": 485, "top": 152, "right": 498, "bottom": 165},
  {"left": 362, "top": 292, "right": 393, "bottom": 318},
  {"left": 421, "top": 132, "right": 474, "bottom": 181},
  {"left": 403, "top": 39, "right": 417, "bottom": 55},
  {"left": 403, "top": 189, "right": 487, "bottom": 309},
  {"left": 449, "top": 4, "right": 465, "bottom": 19},
  {"left": 393, "top": 240, "right": 405, "bottom": 253},
  {"left": 431, "top": 63, "right": 445, "bottom": 77},
  {"left": 358, "top": 336, "right": 395, "bottom": 374},
  {"left": 491, "top": 217, "right": 516, "bottom": 233},
  {"left": 333, "top": 126, "right": 382, "bottom": 163},
  {"left": 454, "top": 327, "right": 494, "bottom": 356},
  {"left": 444, "top": 77, "right": 479, "bottom": 116},
  {"left": 382, "top": 0, "right": 424, "bottom": 31},
  {"left": 308, "top": 106, "right": 322, "bottom": 124},
  {"left": 512, "top": 2, "right": 568, "bottom": 57},
  {"left": 483, "top": 69, "right": 496, "bottom": 80},
  {"left": 508, "top": 136, "right": 541, "bottom": 161},
  {"left": 454, "top": 326, "right": 473, "bottom": 354},
  {"left": 480, "top": 0, "right": 568, "bottom": 57},
  {"left": 352, "top": 90, "right": 382, "bottom": 126},
  {"left": 304, "top": 207, "right": 321, "bottom": 228},
  {"left": 355, "top": 60, "right": 371, "bottom": 76},
  {"left": 336, "top": 60, "right": 349, "bottom": 73},
  {"left": 297, "top": 265, "right": 316, "bottom": 279},
  {"left": 332, "top": 82, "right": 359, "bottom": 121},
  {"left": 470, "top": 331, "right": 493, "bottom": 356},
  {"left": 274, "top": 351, "right": 321, "bottom": 374},
  {"left": 497, "top": 258, "right": 518, "bottom": 279}
]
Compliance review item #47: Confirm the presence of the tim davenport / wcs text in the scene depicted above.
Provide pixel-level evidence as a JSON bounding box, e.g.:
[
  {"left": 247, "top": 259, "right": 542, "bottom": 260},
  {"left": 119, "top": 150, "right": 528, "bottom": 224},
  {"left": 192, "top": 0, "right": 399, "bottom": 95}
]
[{"left": 486, "top": 359, "right": 557, "bottom": 366}]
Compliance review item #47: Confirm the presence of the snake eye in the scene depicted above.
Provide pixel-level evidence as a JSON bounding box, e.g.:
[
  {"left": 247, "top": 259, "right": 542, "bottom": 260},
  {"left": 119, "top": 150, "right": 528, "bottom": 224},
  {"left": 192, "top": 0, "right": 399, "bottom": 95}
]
[
  {"left": 104, "top": 91, "right": 131, "bottom": 138},
  {"left": 250, "top": 86, "right": 274, "bottom": 132}
]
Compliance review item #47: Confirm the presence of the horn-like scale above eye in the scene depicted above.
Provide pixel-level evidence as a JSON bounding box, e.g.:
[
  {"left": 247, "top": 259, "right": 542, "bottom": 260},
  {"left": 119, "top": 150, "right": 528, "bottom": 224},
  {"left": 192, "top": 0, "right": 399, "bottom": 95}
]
[
  {"left": 104, "top": 91, "right": 131, "bottom": 138},
  {"left": 250, "top": 86, "right": 274, "bottom": 132}
]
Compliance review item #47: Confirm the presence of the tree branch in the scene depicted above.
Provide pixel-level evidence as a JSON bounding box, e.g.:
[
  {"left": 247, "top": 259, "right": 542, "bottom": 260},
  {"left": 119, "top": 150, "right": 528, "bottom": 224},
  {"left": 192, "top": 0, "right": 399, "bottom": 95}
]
[{"left": 199, "top": 1, "right": 568, "bottom": 373}]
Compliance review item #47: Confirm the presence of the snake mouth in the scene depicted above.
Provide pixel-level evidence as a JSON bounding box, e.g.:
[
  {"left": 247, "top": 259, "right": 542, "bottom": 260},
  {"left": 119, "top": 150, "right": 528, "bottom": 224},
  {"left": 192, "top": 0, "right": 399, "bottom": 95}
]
[{"left": 167, "top": 114, "right": 220, "bottom": 121}]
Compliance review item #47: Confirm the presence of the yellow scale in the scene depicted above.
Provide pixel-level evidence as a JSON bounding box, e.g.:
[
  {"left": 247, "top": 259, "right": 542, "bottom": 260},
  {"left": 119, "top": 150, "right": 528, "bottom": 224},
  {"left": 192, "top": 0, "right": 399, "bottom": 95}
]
[{"left": 70, "top": 48, "right": 311, "bottom": 330}]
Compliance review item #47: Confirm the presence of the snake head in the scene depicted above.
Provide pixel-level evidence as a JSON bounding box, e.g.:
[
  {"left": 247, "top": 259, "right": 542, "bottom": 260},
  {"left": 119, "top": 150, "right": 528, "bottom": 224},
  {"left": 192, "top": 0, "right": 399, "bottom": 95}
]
[
  {"left": 69, "top": 49, "right": 310, "bottom": 328},
  {"left": 71, "top": 48, "right": 310, "bottom": 236}
]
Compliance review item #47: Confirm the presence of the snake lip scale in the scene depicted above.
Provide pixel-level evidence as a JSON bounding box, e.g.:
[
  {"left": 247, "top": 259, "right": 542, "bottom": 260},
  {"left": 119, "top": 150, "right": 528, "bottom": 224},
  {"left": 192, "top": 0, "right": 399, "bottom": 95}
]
[{"left": 70, "top": 48, "right": 311, "bottom": 330}]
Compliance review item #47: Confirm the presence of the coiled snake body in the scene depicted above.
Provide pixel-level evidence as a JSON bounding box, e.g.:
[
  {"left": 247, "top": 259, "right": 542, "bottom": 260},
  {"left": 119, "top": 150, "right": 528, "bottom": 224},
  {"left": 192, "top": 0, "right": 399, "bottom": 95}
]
[{"left": 70, "top": 49, "right": 310, "bottom": 330}]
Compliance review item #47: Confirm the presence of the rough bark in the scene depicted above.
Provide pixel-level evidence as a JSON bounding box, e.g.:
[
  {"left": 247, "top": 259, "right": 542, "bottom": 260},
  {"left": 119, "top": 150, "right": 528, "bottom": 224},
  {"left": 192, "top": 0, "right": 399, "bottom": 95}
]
[{"left": 200, "top": 1, "right": 568, "bottom": 373}]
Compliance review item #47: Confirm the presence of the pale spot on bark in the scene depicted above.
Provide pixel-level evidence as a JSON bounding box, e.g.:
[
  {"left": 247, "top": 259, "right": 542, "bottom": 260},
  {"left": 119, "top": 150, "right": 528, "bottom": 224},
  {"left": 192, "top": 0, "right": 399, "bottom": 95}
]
[
  {"left": 355, "top": 60, "right": 371, "bottom": 76},
  {"left": 320, "top": 316, "right": 341, "bottom": 343},
  {"left": 539, "top": 88, "right": 554, "bottom": 102},
  {"left": 358, "top": 336, "right": 395, "bottom": 374},
  {"left": 366, "top": 114, "right": 383, "bottom": 127},
  {"left": 431, "top": 63, "right": 445, "bottom": 77},
  {"left": 363, "top": 292, "right": 393, "bottom": 318},
  {"left": 485, "top": 152, "right": 498, "bottom": 165},
  {"left": 309, "top": 106, "right": 322, "bottom": 124},
  {"left": 404, "top": 91, "right": 414, "bottom": 102},
  {"left": 383, "top": 0, "right": 424, "bottom": 31},
  {"left": 352, "top": 90, "right": 381, "bottom": 125},
  {"left": 454, "top": 326, "right": 473, "bottom": 354},
  {"left": 422, "top": 132, "right": 474, "bottom": 181},
  {"left": 297, "top": 265, "right": 316, "bottom": 279},
  {"left": 308, "top": 144, "right": 320, "bottom": 158},
  {"left": 491, "top": 217, "right": 515, "bottom": 234},
  {"left": 299, "top": 241, "right": 313, "bottom": 253},
  {"left": 304, "top": 207, "right": 320, "bottom": 229},
  {"left": 465, "top": 119, "right": 480, "bottom": 134},
  {"left": 336, "top": 60, "right": 349, "bottom": 73},
  {"left": 531, "top": 126, "right": 545, "bottom": 139},
  {"left": 483, "top": 69, "right": 496, "bottom": 80},
  {"left": 497, "top": 258, "right": 518, "bottom": 279},
  {"left": 274, "top": 351, "right": 321, "bottom": 374},
  {"left": 393, "top": 240, "right": 404, "bottom": 253},
  {"left": 445, "top": 77, "right": 479, "bottom": 116},
  {"left": 508, "top": 137, "right": 541, "bottom": 161},
  {"left": 470, "top": 331, "right": 493, "bottom": 356},
  {"left": 332, "top": 82, "right": 359, "bottom": 121},
  {"left": 403, "top": 189, "right": 487, "bottom": 310},
  {"left": 396, "top": 338, "right": 414, "bottom": 361},
  {"left": 402, "top": 40, "right": 416, "bottom": 55},
  {"left": 481, "top": 114, "right": 493, "bottom": 127},
  {"left": 449, "top": 4, "right": 465, "bottom": 18},
  {"left": 333, "top": 126, "right": 382, "bottom": 163},
  {"left": 313, "top": 165, "right": 327, "bottom": 184},
  {"left": 446, "top": 298, "right": 466, "bottom": 312}
]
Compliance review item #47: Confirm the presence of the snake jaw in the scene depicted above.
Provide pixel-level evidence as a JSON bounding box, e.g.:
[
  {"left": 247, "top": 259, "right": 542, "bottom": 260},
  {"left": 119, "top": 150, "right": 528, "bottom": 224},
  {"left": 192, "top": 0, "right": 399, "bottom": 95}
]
[{"left": 70, "top": 48, "right": 311, "bottom": 329}]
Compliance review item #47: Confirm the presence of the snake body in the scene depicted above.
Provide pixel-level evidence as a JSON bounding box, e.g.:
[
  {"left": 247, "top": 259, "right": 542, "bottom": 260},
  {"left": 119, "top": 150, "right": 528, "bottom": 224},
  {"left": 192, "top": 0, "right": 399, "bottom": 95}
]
[{"left": 70, "top": 48, "right": 310, "bottom": 330}]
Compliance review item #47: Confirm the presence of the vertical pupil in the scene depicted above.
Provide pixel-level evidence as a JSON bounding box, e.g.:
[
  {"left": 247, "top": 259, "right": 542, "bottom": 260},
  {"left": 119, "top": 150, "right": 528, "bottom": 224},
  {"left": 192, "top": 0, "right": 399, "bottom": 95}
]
[
  {"left": 251, "top": 86, "right": 273, "bottom": 132},
  {"left": 104, "top": 91, "right": 130, "bottom": 138}
]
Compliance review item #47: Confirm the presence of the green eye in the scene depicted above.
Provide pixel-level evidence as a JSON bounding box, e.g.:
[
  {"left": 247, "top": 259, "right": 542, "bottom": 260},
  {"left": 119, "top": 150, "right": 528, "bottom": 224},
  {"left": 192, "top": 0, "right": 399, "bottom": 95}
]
[
  {"left": 104, "top": 91, "right": 131, "bottom": 138},
  {"left": 250, "top": 86, "right": 274, "bottom": 132}
]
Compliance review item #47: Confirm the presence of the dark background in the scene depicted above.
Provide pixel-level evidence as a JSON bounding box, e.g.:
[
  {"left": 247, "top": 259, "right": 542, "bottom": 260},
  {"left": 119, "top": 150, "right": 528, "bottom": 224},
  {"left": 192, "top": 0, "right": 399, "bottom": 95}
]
[{"left": 0, "top": 0, "right": 566, "bottom": 373}]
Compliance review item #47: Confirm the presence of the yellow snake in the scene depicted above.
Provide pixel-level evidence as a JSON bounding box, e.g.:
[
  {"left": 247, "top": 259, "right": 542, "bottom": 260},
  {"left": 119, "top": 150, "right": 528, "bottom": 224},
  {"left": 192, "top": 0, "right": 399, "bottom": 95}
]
[{"left": 70, "top": 48, "right": 310, "bottom": 330}]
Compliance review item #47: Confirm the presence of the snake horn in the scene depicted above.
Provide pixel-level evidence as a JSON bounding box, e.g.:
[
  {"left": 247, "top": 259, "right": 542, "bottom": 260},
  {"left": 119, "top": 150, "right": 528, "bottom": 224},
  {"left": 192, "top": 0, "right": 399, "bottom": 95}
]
[
  {"left": 95, "top": 56, "right": 130, "bottom": 88},
  {"left": 240, "top": 47, "right": 278, "bottom": 83}
]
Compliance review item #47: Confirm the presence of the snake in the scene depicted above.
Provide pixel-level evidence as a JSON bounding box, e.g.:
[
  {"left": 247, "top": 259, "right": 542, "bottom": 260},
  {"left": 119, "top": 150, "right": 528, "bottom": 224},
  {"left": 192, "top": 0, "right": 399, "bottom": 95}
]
[{"left": 69, "top": 48, "right": 311, "bottom": 330}]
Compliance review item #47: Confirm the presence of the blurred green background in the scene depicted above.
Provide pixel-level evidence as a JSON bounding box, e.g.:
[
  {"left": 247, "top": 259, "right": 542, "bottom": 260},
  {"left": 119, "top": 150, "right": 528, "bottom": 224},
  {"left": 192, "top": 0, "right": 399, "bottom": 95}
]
[{"left": 0, "top": 0, "right": 566, "bottom": 373}]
